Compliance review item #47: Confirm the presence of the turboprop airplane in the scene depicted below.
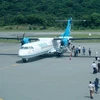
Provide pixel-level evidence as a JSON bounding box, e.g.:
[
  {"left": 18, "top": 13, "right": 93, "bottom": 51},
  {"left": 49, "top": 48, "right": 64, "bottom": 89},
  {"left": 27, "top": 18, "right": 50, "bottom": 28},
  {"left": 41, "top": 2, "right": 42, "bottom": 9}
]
[
  {"left": 0, "top": 18, "right": 100, "bottom": 62},
  {"left": 18, "top": 18, "right": 73, "bottom": 62}
]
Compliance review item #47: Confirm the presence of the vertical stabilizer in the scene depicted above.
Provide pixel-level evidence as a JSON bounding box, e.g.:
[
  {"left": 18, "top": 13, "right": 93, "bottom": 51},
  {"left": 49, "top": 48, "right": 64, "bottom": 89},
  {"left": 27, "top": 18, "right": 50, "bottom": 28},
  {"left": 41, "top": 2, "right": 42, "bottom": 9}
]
[
  {"left": 59, "top": 18, "right": 72, "bottom": 46},
  {"left": 61, "top": 18, "right": 72, "bottom": 37}
]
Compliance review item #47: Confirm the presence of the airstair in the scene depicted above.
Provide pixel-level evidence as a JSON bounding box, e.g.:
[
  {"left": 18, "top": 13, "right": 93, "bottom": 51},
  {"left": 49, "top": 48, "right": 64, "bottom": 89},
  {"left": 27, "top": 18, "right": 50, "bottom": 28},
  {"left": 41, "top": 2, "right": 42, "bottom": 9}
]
[{"left": 56, "top": 46, "right": 71, "bottom": 56}]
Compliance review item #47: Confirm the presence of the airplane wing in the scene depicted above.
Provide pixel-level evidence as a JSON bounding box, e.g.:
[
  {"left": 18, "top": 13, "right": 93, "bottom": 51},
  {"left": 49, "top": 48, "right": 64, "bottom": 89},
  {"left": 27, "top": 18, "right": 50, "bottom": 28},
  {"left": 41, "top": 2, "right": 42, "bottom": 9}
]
[
  {"left": 54, "top": 37, "right": 100, "bottom": 40},
  {"left": 0, "top": 36, "right": 39, "bottom": 40},
  {"left": 0, "top": 36, "right": 39, "bottom": 45},
  {"left": 69, "top": 37, "right": 100, "bottom": 40}
]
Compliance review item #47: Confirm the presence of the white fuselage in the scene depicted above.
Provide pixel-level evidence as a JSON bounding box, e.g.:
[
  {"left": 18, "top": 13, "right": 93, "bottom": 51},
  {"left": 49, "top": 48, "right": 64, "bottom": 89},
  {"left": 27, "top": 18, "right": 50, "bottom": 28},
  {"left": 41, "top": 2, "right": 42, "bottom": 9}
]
[{"left": 18, "top": 38, "right": 60, "bottom": 59}]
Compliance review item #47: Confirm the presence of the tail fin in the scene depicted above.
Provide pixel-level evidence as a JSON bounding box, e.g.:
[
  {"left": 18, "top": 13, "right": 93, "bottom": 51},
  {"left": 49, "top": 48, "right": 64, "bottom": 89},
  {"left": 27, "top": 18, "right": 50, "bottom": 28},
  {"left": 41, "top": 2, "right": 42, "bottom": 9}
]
[
  {"left": 59, "top": 18, "right": 72, "bottom": 46},
  {"left": 61, "top": 18, "right": 72, "bottom": 37}
]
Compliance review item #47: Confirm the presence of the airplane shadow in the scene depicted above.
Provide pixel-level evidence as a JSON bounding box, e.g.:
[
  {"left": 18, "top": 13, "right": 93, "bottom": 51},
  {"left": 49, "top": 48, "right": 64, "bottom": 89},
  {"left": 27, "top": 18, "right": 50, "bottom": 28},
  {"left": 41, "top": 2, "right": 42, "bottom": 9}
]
[
  {"left": 16, "top": 54, "right": 57, "bottom": 63},
  {"left": 16, "top": 54, "right": 97, "bottom": 63},
  {"left": 0, "top": 52, "right": 96, "bottom": 63},
  {"left": 0, "top": 53, "right": 96, "bottom": 58}
]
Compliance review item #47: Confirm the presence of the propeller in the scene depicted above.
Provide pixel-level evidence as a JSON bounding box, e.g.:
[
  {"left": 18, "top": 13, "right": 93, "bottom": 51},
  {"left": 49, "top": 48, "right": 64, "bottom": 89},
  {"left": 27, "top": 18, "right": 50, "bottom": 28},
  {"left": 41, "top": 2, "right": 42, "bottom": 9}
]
[
  {"left": 55, "top": 19, "right": 86, "bottom": 22},
  {"left": 22, "top": 32, "right": 25, "bottom": 38}
]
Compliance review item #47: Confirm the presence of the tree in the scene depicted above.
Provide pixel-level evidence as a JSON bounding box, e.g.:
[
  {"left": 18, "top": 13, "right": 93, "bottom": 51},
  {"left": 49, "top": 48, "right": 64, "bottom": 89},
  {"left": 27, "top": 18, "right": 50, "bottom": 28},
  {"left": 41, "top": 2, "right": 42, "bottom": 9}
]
[{"left": 91, "top": 13, "right": 100, "bottom": 27}]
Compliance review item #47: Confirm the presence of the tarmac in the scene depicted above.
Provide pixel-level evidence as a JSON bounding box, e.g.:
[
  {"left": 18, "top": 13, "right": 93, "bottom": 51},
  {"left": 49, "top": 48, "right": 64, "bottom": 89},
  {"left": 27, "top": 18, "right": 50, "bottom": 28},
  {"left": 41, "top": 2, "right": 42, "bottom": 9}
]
[{"left": 0, "top": 42, "right": 100, "bottom": 100}]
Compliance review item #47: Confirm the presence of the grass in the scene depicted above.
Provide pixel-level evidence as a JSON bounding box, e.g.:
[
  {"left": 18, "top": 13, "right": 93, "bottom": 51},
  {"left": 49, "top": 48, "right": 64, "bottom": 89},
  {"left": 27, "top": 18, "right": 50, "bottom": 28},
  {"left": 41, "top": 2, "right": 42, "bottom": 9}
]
[{"left": 0, "top": 39, "right": 20, "bottom": 43}]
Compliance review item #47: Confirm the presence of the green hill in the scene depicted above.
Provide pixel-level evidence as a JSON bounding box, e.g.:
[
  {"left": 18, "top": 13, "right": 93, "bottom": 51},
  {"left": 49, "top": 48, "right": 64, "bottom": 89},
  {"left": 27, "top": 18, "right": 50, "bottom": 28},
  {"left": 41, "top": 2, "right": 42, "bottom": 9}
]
[{"left": 0, "top": 0, "right": 100, "bottom": 30}]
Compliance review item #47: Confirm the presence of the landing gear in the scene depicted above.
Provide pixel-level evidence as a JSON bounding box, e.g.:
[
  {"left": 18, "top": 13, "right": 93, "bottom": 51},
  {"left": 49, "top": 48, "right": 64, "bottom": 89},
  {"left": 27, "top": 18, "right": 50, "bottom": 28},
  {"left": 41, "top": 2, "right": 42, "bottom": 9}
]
[
  {"left": 55, "top": 46, "right": 64, "bottom": 57},
  {"left": 55, "top": 52, "right": 62, "bottom": 57},
  {"left": 22, "top": 58, "right": 27, "bottom": 62}
]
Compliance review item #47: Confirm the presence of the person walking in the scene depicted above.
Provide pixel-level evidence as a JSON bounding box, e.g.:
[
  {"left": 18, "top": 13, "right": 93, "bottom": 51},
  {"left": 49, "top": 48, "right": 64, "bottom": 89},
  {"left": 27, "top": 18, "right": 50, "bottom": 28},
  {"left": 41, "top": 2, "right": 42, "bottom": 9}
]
[
  {"left": 78, "top": 45, "right": 81, "bottom": 54},
  {"left": 97, "top": 58, "right": 100, "bottom": 72},
  {"left": 82, "top": 47, "right": 86, "bottom": 55},
  {"left": 88, "top": 81, "right": 94, "bottom": 99},
  {"left": 94, "top": 78, "right": 99, "bottom": 93},
  {"left": 88, "top": 48, "right": 91, "bottom": 56},
  {"left": 95, "top": 51, "right": 98, "bottom": 61},
  {"left": 91, "top": 62, "right": 97, "bottom": 74}
]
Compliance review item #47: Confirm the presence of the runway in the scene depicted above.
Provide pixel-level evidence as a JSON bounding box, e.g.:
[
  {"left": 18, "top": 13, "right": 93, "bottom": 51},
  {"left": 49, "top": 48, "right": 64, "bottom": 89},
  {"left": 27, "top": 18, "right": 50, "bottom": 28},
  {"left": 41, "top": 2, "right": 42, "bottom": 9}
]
[{"left": 0, "top": 42, "right": 100, "bottom": 100}]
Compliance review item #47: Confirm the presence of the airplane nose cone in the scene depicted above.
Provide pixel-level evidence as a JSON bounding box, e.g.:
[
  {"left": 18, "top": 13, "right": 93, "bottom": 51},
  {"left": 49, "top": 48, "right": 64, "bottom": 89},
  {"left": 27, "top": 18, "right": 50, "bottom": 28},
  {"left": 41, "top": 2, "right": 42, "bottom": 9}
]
[
  {"left": 18, "top": 49, "right": 34, "bottom": 57},
  {"left": 18, "top": 49, "right": 28, "bottom": 56}
]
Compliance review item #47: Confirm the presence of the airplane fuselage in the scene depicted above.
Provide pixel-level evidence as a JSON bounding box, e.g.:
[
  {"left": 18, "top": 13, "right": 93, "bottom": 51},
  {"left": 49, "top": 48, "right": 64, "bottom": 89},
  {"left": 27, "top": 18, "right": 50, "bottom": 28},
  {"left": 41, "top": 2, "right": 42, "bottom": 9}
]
[{"left": 18, "top": 38, "right": 60, "bottom": 61}]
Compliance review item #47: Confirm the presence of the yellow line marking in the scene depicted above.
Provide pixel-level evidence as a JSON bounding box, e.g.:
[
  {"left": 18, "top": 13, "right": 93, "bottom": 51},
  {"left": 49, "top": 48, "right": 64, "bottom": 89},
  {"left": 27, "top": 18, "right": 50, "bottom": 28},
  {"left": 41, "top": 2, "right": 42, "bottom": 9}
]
[
  {"left": 12, "top": 64, "right": 18, "bottom": 67},
  {"left": 0, "top": 66, "right": 9, "bottom": 70},
  {"left": 0, "top": 64, "right": 19, "bottom": 70}
]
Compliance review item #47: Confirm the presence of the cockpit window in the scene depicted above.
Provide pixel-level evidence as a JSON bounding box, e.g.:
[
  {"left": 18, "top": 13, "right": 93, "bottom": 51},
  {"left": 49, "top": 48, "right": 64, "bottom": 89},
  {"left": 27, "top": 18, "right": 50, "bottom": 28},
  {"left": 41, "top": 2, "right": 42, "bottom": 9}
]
[
  {"left": 29, "top": 46, "right": 33, "bottom": 49},
  {"left": 21, "top": 46, "right": 34, "bottom": 50}
]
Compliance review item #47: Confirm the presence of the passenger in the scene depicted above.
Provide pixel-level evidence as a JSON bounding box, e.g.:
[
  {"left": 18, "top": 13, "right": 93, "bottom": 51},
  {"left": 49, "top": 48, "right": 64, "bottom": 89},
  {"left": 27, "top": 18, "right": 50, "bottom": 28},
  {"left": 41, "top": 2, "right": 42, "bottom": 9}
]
[
  {"left": 97, "top": 59, "right": 100, "bottom": 72},
  {"left": 88, "top": 48, "right": 91, "bottom": 56},
  {"left": 70, "top": 44, "right": 73, "bottom": 51},
  {"left": 91, "top": 62, "right": 97, "bottom": 74},
  {"left": 72, "top": 45, "right": 75, "bottom": 52},
  {"left": 82, "top": 47, "right": 86, "bottom": 55},
  {"left": 76, "top": 47, "right": 79, "bottom": 56},
  {"left": 74, "top": 47, "right": 78, "bottom": 57},
  {"left": 94, "top": 78, "right": 99, "bottom": 93},
  {"left": 74, "top": 47, "right": 76, "bottom": 57},
  {"left": 95, "top": 51, "right": 98, "bottom": 61},
  {"left": 88, "top": 81, "right": 94, "bottom": 99},
  {"left": 78, "top": 45, "right": 81, "bottom": 54}
]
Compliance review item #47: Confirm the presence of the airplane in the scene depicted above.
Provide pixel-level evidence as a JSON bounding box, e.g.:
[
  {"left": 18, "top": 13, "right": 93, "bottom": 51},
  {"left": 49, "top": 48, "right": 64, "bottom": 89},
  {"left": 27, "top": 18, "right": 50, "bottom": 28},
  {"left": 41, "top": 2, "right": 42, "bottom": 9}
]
[
  {"left": 0, "top": 18, "right": 100, "bottom": 62},
  {"left": 18, "top": 18, "right": 73, "bottom": 62}
]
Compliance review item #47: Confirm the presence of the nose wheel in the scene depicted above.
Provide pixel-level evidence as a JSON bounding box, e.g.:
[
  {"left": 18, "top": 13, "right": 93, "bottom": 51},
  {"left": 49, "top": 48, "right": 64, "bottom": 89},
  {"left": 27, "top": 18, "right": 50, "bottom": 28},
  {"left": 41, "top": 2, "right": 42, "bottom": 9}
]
[{"left": 22, "top": 58, "right": 27, "bottom": 62}]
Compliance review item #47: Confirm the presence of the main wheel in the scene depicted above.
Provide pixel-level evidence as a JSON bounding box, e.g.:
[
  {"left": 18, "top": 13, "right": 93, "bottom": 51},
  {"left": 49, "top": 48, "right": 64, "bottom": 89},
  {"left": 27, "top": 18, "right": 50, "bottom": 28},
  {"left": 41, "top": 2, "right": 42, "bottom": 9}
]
[{"left": 55, "top": 52, "right": 62, "bottom": 57}]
